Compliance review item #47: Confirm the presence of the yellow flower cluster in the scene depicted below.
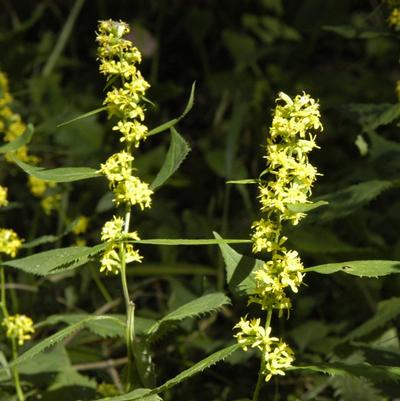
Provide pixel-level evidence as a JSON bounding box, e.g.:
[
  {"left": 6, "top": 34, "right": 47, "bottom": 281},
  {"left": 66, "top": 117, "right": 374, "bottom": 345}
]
[
  {"left": 386, "top": 0, "right": 400, "bottom": 29},
  {"left": 0, "top": 228, "right": 23, "bottom": 258},
  {"left": 234, "top": 317, "right": 294, "bottom": 382},
  {"left": 234, "top": 92, "right": 323, "bottom": 382},
  {"left": 2, "top": 314, "right": 34, "bottom": 346},
  {"left": 0, "top": 185, "right": 8, "bottom": 207},
  {"left": 0, "top": 72, "right": 60, "bottom": 214},
  {"left": 96, "top": 20, "right": 152, "bottom": 274},
  {"left": 72, "top": 215, "right": 89, "bottom": 235}
]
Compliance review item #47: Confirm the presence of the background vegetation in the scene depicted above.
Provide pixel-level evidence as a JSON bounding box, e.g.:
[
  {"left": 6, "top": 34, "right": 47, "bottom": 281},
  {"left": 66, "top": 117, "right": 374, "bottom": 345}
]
[{"left": 1, "top": 0, "right": 400, "bottom": 400}]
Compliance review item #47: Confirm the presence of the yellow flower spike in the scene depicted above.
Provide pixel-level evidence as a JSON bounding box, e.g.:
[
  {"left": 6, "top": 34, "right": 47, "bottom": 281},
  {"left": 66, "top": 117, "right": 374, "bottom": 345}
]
[
  {"left": 99, "top": 151, "right": 135, "bottom": 183},
  {"left": 0, "top": 228, "right": 23, "bottom": 258},
  {"left": 114, "top": 176, "right": 153, "bottom": 209},
  {"left": 2, "top": 314, "right": 35, "bottom": 346},
  {"left": 101, "top": 216, "right": 125, "bottom": 242},
  {"left": 0, "top": 186, "right": 8, "bottom": 207}
]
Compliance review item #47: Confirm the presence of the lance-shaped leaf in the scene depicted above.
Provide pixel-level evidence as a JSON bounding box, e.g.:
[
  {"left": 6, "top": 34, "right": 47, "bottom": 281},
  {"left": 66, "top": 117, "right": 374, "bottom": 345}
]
[
  {"left": 148, "top": 82, "right": 195, "bottom": 136},
  {"left": 150, "top": 128, "right": 190, "bottom": 190},
  {"left": 57, "top": 106, "right": 107, "bottom": 127},
  {"left": 305, "top": 260, "right": 400, "bottom": 277},
  {"left": 13, "top": 158, "right": 99, "bottom": 182},
  {"left": 0, "top": 124, "right": 34, "bottom": 154},
  {"left": 133, "top": 238, "right": 251, "bottom": 246},
  {"left": 96, "top": 388, "right": 161, "bottom": 401},
  {"left": 214, "top": 231, "right": 261, "bottom": 295},
  {"left": 146, "top": 292, "right": 230, "bottom": 336},
  {"left": 3, "top": 243, "right": 106, "bottom": 276}
]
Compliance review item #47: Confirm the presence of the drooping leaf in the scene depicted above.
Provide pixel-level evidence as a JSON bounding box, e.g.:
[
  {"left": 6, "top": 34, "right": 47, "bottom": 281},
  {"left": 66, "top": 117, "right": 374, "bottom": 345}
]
[
  {"left": 312, "top": 180, "right": 393, "bottom": 222},
  {"left": 3, "top": 243, "right": 106, "bottom": 276},
  {"left": 345, "top": 298, "right": 400, "bottom": 341},
  {"left": 133, "top": 238, "right": 251, "bottom": 246},
  {"left": 150, "top": 128, "right": 191, "bottom": 190},
  {"left": 291, "top": 362, "right": 400, "bottom": 383},
  {"left": 56, "top": 106, "right": 107, "bottom": 127},
  {"left": 226, "top": 179, "right": 258, "bottom": 185},
  {"left": 0, "top": 124, "right": 34, "bottom": 154},
  {"left": 306, "top": 260, "right": 400, "bottom": 278},
  {"left": 147, "top": 292, "right": 230, "bottom": 335},
  {"left": 13, "top": 158, "right": 99, "bottom": 182},
  {"left": 156, "top": 343, "right": 241, "bottom": 393},
  {"left": 214, "top": 232, "right": 260, "bottom": 295},
  {"left": 148, "top": 82, "right": 195, "bottom": 136}
]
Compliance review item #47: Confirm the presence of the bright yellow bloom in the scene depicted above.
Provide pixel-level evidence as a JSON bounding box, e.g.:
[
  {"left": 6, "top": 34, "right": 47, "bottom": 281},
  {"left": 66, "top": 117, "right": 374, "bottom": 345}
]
[
  {"left": 41, "top": 194, "right": 61, "bottom": 215},
  {"left": 0, "top": 186, "right": 8, "bottom": 207},
  {"left": 114, "top": 175, "right": 153, "bottom": 209},
  {"left": 101, "top": 216, "right": 125, "bottom": 242},
  {"left": 99, "top": 151, "right": 134, "bottom": 183},
  {"left": 28, "top": 176, "right": 56, "bottom": 197},
  {"left": 389, "top": 7, "right": 400, "bottom": 29},
  {"left": 72, "top": 215, "right": 89, "bottom": 235},
  {"left": 0, "top": 228, "right": 23, "bottom": 257},
  {"left": 2, "top": 314, "right": 35, "bottom": 346}
]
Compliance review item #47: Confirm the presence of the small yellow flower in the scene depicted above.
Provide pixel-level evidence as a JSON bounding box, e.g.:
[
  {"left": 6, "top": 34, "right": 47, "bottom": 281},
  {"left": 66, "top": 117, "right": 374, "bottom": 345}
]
[
  {"left": 101, "top": 216, "right": 125, "bottom": 242},
  {"left": 28, "top": 176, "right": 56, "bottom": 197},
  {"left": 388, "top": 8, "right": 400, "bottom": 29},
  {"left": 2, "top": 314, "right": 35, "bottom": 346},
  {"left": 41, "top": 194, "right": 61, "bottom": 215},
  {"left": 0, "top": 228, "right": 23, "bottom": 257},
  {"left": 72, "top": 215, "right": 89, "bottom": 235},
  {"left": 97, "top": 382, "right": 121, "bottom": 397},
  {"left": 0, "top": 186, "right": 8, "bottom": 207},
  {"left": 114, "top": 175, "right": 153, "bottom": 209}
]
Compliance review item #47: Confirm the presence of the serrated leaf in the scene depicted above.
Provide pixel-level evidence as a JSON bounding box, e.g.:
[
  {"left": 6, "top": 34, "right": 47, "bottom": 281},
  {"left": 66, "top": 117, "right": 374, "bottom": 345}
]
[
  {"left": 48, "top": 367, "right": 97, "bottom": 390},
  {"left": 133, "top": 238, "right": 251, "bottom": 246},
  {"left": 213, "top": 232, "right": 260, "bottom": 295},
  {"left": 345, "top": 298, "right": 400, "bottom": 341},
  {"left": 291, "top": 362, "right": 400, "bottom": 383},
  {"left": 150, "top": 128, "right": 190, "bottom": 190},
  {"left": 306, "top": 260, "right": 400, "bottom": 277},
  {"left": 148, "top": 82, "right": 195, "bottom": 136},
  {"left": 0, "top": 124, "right": 34, "bottom": 154},
  {"left": 3, "top": 243, "right": 106, "bottom": 276},
  {"left": 96, "top": 388, "right": 162, "bottom": 401},
  {"left": 57, "top": 106, "right": 107, "bottom": 127},
  {"left": 156, "top": 343, "right": 241, "bottom": 393},
  {"left": 5, "top": 316, "right": 116, "bottom": 370},
  {"left": 332, "top": 374, "right": 383, "bottom": 401},
  {"left": 13, "top": 158, "right": 99, "bottom": 182},
  {"left": 312, "top": 180, "right": 393, "bottom": 222},
  {"left": 147, "top": 292, "right": 230, "bottom": 335}
]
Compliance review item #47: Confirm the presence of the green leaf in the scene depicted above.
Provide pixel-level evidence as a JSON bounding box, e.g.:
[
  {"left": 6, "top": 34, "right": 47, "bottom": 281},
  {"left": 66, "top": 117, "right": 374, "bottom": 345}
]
[
  {"left": 226, "top": 179, "right": 258, "bottom": 185},
  {"left": 0, "top": 124, "right": 34, "bottom": 154},
  {"left": 150, "top": 128, "right": 191, "bottom": 190},
  {"left": 345, "top": 298, "right": 400, "bottom": 341},
  {"left": 3, "top": 244, "right": 106, "bottom": 276},
  {"left": 214, "top": 232, "right": 260, "bottom": 295},
  {"left": 133, "top": 238, "right": 251, "bottom": 246},
  {"left": 312, "top": 180, "right": 392, "bottom": 222},
  {"left": 147, "top": 292, "right": 231, "bottom": 335},
  {"left": 96, "top": 388, "right": 161, "bottom": 401},
  {"left": 323, "top": 25, "right": 389, "bottom": 40},
  {"left": 305, "top": 260, "right": 400, "bottom": 277},
  {"left": 5, "top": 316, "right": 115, "bottom": 370},
  {"left": 148, "top": 82, "right": 196, "bottom": 136},
  {"left": 47, "top": 367, "right": 97, "bottom": 391},
  {"left": 291, "top": 362, "right": 400, "bottom": 383},
  {"left": 56, "top": 106, "right": 107, "bottom": 127},
  {"left": 286, "top": 200, "right": 328, "bottom": 213},
  {"left": 13, "top": 158, "right": 99, "bottom": 182},
  {"left": 156, "top": 343, "right": 241, "bottom": 393}
]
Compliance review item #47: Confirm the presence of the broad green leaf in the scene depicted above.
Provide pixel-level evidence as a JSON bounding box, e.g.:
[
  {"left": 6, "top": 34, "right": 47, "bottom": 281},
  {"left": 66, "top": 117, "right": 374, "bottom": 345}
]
[
  {"left": 366, "top": 130, "right": 400, "bottom": 160},
  {"left": 291, "top": 362, "right": 400, "bottom": 383},
  {"left": 13, "top": 158, "right": 99, "bottom": 182},
  {"left": 150, "top": 128, "right": 190, "bottom": 190},
  {"left": 312, "top": 180, "right": 392, "bottom": 222},
  {"left": 286, "top": 200, "right": 328, "bottom": 213},
  {"left": 56, "top": 106, "right": 107, "bottom": 127},
  {"left": 47, "top": 367, "right": 97, "bottom": 391},
  {"left": 345, "top": 298, "right": 400, "bottom": 341},
  {"left": 226, "top": 179, "right": 258, "bottom": 185},
  {"left": 332, "top": 373, "right": 383, "bottom": 401},
  {"left": 5, "top": 316, "right": 115, "bottom": 369},
  {"left": 96, "top": 388, "right": 161, "bottom": 401},
  {"left": 147, "top": 292, "right": 231, "bottom": 335},
  {"left": 323, "top": 25, "right": 389, "bottom": 40},
  {"left": 306, "top": 260, "right": 400, "bottom": 277},
  {"left": 133, "top": 238, "right": 251, "bottom": 246},
  {"left": 148, "top": 82, "right": 195, "bottom": 136},
  {"left": 4, "top": 243, "right": 106, "bottom": 276},
  {"left": 156, "top": 343, "right": 241, "bottom": 393},
  {"left": 214, "top": 232, "right": 260, "bottom": 295},
  {"left": 347, "top": 103, "right": 400, "bottom": 133},
  {"left": 0, "top": 124, "right": 34, "bottom": 154},
  {"left": 22, "top": 234, "right": 60, "bottom": 249}
]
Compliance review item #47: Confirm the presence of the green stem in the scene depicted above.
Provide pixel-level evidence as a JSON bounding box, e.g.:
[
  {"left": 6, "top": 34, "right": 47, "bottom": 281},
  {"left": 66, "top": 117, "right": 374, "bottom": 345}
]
[
  {"left": 0, "top": 265, "right": 8, "bottom": 318},
  {"left": 252, "top": 310, "right": 273, "bottom": 401},
  {"left": 90, "top": 265, "right": 113, "bottom": 303},
  {"left": 11, "top": 339, "right": 24, "bottom": 401},
  {"left": 126, "top": 301, "right": 135, "bottom": 392}
]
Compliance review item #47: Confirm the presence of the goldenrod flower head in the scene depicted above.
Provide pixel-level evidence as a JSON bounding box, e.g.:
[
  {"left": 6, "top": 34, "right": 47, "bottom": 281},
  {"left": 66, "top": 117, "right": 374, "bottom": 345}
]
[
  {"left": 251, "top": 219, "right": 286, "bottom": 253},
  {"left": 28, "top": 176, "right": 56, "bottom": 198},
  {"left": 2, "top": 314, "right": 34, "bottom": 346},
  {"left": 114, "top": 175, "right": 153, "bottom": 209},
  {"left": 113, "top": 120, "right": 148, "bottom": 147},
  {"left": 100, "top": 243, "right": 142, "bottom": 275},
  {"left": 0, "top": 228, "right": 23, "bottom": 257},
  {"left": 0, "top": 186, "right": 8, "bottom": 207},
  {"left": 99, "top": 151, "right": 134, "bottom": 183},
  {"left": 41, "top": 194, "right": 61, "bottom": 215},
  {"left": 263, "top": 340, "right": 294, "bottom": 382},
  {"left": 72, "top": 215, "right": 89, "bottom": 235},
  {"left": 389, "top": 8, "right": 400, "bottom": 29},
  {"left": 101, "top": 216, "right": 125, "bottom": 242}
]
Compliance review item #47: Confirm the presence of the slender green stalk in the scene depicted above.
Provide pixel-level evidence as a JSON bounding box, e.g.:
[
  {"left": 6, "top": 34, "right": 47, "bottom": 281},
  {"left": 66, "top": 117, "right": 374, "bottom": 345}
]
[
  {"left": 90, "top": 265, "right": 113, "bottom": 303},
  {"left": 0, "top": 265, "right": 8, "bottom": 318},
  {"left": 252, "top": 310, "right": 273, "bottom": 401},
  {"left": 11, "top": 338, "right": 24, "bottom": 401}
]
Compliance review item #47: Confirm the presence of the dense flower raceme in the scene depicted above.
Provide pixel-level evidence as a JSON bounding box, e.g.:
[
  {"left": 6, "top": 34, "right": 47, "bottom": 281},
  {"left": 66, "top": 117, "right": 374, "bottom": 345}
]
[
  {"left": 0, "top": 72, "right": 60, "bottom": 214},
  {"left": 96, "top": 20, "right": 152, "bottom": 274},
  {"left": 235, "top": 92, "right": 323, "bottom": 381},
  {"left": 2, "top": 314, "right": 35, "bottom": 346},
  {"left": 0, "top": 228, "right": 23, "bottom": 258}
]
